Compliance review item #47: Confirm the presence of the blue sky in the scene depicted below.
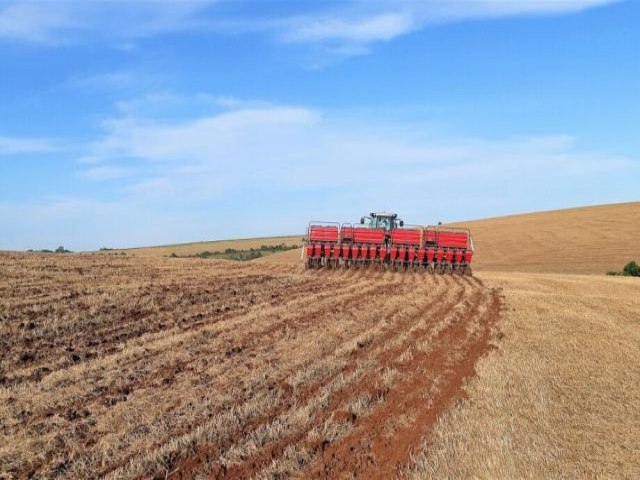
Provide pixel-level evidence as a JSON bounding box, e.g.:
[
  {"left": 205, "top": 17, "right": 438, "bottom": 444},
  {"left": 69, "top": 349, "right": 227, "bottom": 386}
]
[{"left": 0, "top": 0, "right": 638, "bottom": 250}]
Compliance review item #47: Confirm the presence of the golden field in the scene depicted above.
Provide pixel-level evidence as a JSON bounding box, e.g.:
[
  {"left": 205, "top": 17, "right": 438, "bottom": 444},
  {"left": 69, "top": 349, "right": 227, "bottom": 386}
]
[
  {"left": 449, "top": 201, "right": 640, "bottom": 274},
  {"left": 103, "top": 236, "right": 300, "bottom": 258},
  {"left": 258, "top": 201, "right": 640, "bottom": 274},
  {"left": 0, "top": 253, "right": 499, "bottom": 479},
  {"left": 2, "top": 201, "right": 639, "bottom": 478},
  {"left": 407, "top": 271, "right": 640, "bottom": 479}
]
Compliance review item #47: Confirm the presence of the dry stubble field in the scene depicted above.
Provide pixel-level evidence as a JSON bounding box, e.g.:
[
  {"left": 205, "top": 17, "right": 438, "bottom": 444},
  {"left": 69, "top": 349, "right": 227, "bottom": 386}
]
[
  {"left": 0, "top": 253, "right": 501, "bottom": 479},
  {"left": 3, "top": 201, "right": 640, "bottom": 479},
  {"left": 407, "top": 271, "right": 640, "bottom": 478},
  {"left": 105, "top": 236, "right": 300, "bottom": 258}
]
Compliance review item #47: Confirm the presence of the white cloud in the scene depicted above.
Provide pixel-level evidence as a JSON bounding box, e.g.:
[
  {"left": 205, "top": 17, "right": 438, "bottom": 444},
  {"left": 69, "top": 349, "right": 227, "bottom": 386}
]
[
  {"left": 461, "top": 0, "right": 619, "bottom": 16},
  {"left": 3, "top": 96, "right": 636, "bottom": 250},
  {"left": 278, "top": 0, "right": 618, "bottom": 50},
  {"left": 0, "top": 1, "right": 218, "bottom": 44},
  {"left": 87, "top": 106, "right": 319, "bottom": 166},
  {"left": 114, "top": 93, "right": 271, "bottom": 115},
  {"left": 0, "top": 0, "right": 618, "bottom": 52},
  {"left": 0, "top": 135, "right": 58, "bottom": 155},
  {"left": 283, "top": 12, "right": 415, "bottom": 43},
  {"left": 79, "top": 99, "right": 637, "bottom": 209},
  {"left": 78, "top": 165, "right": 133, "bottom": 180},
  {"left": 0, "top": 2, "right": 74, "bottom": 43},
  {"left": 67, "top": 71, "right": 140, "bottom": 91}
]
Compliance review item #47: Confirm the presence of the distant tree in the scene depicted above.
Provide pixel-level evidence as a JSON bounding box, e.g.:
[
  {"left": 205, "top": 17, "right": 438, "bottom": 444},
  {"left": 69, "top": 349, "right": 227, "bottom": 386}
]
[
  {"left": 55, "top": 246, "right": 69, "bottom": 253},
  {"left": 623, "top": 261, "right": 640, "bottom": 277}
]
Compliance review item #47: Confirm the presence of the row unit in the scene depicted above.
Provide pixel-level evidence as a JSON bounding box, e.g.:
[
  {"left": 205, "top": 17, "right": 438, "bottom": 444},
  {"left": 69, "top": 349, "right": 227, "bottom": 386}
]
[
  {"left": 307, "top": 224, "right": 470, "bottom": 249},
  {"left": 305, "top": 243, "right": 473, "bottom": 265}
]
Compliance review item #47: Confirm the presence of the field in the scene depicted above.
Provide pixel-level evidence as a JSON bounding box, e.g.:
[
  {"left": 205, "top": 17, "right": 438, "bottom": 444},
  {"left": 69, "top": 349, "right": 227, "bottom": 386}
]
[
  {"left": 2, "top": 201, "right": 639, "bottom": 478},
  {"left": 253, "top": 202, "right": 640, "bottom": 274},
  {"left": 106, "top": 202, "right": 640, "bottom": 275},
  {"left": 102, "top": 236, "right": 300, "bottom": 258},
  {"left": 448, "top": 201, "right": 640, "bottom": 274},
  {"left": 0, "top": 253, "right": 501, "bottom": 479},
  {"left": 408, "top": 271, "right": 640, "bottom": 478}
]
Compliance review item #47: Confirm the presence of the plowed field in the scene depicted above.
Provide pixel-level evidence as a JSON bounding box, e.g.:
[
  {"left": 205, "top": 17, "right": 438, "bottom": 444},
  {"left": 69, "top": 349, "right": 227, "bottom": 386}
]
[{"left": 0, "top": 253, "right": 501, "bottom": 479}]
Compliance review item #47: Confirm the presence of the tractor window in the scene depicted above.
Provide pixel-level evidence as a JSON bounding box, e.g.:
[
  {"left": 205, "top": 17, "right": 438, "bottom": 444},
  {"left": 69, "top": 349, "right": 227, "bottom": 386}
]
[{"left": 371, "top": 217, "right": 391, "bottom": 230}]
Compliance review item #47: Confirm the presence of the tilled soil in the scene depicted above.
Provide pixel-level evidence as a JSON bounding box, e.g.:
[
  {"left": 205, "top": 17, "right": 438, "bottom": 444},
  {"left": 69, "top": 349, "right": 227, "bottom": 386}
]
[{"left": 0, "top": 253, "right": 501, "bottom": 479}]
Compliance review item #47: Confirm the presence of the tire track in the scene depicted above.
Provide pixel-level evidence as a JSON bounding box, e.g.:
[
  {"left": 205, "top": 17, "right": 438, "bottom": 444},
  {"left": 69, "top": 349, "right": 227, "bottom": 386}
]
[
  {"left": 165, "top": 277, "right": 477, "bottom": 479},
  {"left": 0, "top": 254, "right": 502, "bottom": 480},
  {"left": 302, "top": 287, "right": 501, "bottom": 479}
]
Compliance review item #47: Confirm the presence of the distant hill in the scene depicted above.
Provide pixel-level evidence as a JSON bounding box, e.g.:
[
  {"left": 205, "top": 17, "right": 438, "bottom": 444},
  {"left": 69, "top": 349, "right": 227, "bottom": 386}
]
[
  {"left": 112, "top": 202, "right": 640, "bottom": 275},
  {"left": 101, "top": 235, "right": 300, "bottom": 258},
  {"left": 448, "top": 202, "right": 640, "bottom": 274},
  {"left": 260, "top": 202, "right": 640, "bottom": 275}
]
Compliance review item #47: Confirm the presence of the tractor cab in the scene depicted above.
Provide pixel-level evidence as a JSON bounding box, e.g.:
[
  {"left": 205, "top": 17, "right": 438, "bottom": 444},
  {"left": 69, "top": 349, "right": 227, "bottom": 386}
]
[{"left": 360, "top": 212, "right": 403, "bottom": 232}]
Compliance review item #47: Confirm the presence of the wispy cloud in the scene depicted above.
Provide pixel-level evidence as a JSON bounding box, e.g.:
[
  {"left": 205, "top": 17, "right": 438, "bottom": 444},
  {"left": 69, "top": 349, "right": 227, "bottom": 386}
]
[
  {"left": 276, "top": 0, "right": 618, "bottom": 53},
  {"left": 0, "top": 1, "right": 218, "bottom": 44},
  {"left": 79, "top": 96, "right": 637, "bottom": 209},
  {"left": 0, "top": 2, "right": 75, "bottom": 43},
  {"left": 0, "top": 135, "right": 58, "bottom": 155},
  {"left": 0, "top": 0, "right": 618, "bottom": 55},
  {"left": 114, "top": 93, "right": 271, "bottom": 116},
  {"left": 2, "top": 94, "right": 635, "bottom": 250},
  {"left": 78, "top": 165, "right": 133, "bottom": 180},
  {"left": 67, "top": 71, "right": 140, "bottom": 91},
  {"left": 282, "top": 12, "right": 416, "bottom": 44}
]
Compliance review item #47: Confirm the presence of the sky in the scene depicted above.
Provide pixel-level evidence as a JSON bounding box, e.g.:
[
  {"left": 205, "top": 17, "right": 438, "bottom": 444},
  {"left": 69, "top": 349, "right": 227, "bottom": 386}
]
[{"left": 0, "top": 0, "right": 638, "bottom": 251}]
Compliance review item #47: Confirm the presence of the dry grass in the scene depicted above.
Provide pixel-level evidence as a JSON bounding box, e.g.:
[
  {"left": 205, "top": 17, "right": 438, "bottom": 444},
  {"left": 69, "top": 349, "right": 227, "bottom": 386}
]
[
  {"left": 102, "top": 202, "right": 640, "bottom": 274},
  {"left": 449, "top": 201, "right": 640, "bottom": 274},
  {"left": 258, "top": 203, "right": 640, "bottom": 477},
  {"left": 260, "top": 202, "right": 640, "bottom": 275},
  {"left": 99, "top": 235, "right": 300, "bottom": 258},
  {"left": 4, "top": 202, "right": 639, "bottom": 478},
  {"left": 0, "top": 252, "right": 498, "bottom": 479},
  {"left": 407, "top": 271, "right": 640, "bottom": 479}
]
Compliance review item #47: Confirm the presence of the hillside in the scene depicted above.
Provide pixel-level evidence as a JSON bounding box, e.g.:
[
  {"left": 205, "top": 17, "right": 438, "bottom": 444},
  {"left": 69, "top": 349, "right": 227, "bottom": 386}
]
[
  {"left": 449, "top": 201, "right": 640, "bottom": 274},
  {"left": 103, "top": 235, "right": 300, "bottom": 258},
  {"left": 261, "top": 202, "right": 640, "bottom": 275},
  {"left": 103, "top": 202, "right": 640, "bottom": 274}
]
